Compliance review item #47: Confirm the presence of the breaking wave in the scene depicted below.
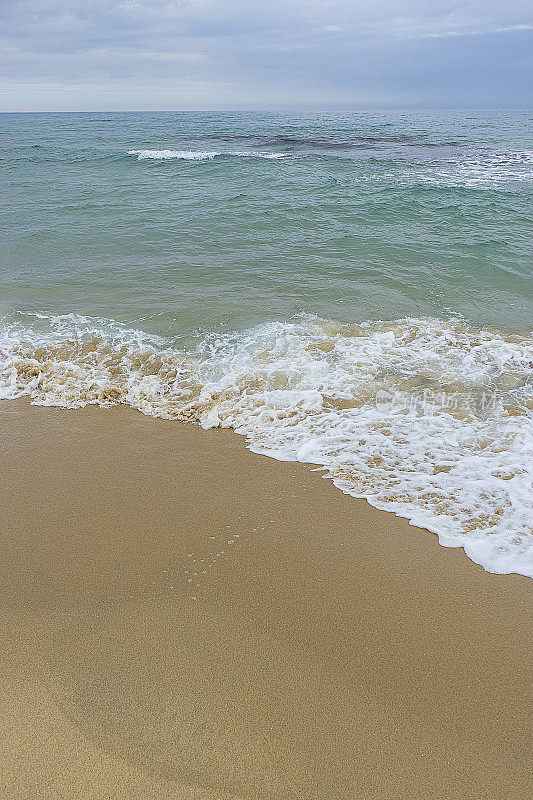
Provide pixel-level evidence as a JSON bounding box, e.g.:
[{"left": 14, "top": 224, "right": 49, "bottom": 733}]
[
  {"left": 128, "top": 149, "right": 288, "bottom": 160},
  {"left": 1, "top": 311, "right": 532, "bottom": 578},
  {"left": 126, "top": 147, "right": 533, "bottom": 188}
]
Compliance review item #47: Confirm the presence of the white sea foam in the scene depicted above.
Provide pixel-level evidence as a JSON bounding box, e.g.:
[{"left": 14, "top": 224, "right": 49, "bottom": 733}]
[
  {"left": 128, "top": 149, "right": 220, "bottom": 160},
  {"left": 128, "top": 149, "right": 288, "bottom": 160},
  {"left": 369, "top": 149, "right": 533, "bottom": 188},
  {"left": 422, "top": 150, "right": 533, "bottom": 188},
  {"left": 1, "top": 312, "right": 532, "bottom": 578}
]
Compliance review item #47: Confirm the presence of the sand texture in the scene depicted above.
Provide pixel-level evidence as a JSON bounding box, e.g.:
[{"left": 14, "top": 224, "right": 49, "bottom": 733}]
[{"left": 0, "top": 400, "right": 531, "bottom": 799}]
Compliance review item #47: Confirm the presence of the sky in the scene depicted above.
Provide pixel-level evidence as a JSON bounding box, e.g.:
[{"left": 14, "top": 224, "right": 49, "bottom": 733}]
[{"left": 0, "top": 1, "right": 532, "bottom": 111}]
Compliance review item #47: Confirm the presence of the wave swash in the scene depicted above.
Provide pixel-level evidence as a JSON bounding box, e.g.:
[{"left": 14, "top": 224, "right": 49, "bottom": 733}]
[{"left": 1, "top": 312, "right": 532, "bottom": 578}]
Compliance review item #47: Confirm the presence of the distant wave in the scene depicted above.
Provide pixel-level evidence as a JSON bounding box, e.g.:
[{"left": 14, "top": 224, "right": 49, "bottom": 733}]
[
  {"left": 126, "top": 147, "right": 533, "bottom": 184},
  {"left": 128, "top": 149, "right": 288, "bottom": 161}
]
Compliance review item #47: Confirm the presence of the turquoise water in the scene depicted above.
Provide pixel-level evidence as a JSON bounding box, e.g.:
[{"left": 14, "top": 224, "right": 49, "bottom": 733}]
[
  {"left": 1, "top": 111, "right": 532, "bottom": 336},
  {"left": 1, "top": 111, "right": 532, "bottom": 577}
]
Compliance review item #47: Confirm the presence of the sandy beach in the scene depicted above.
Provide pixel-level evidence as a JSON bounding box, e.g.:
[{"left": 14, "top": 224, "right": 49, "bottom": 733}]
[{"left": 0, "top": 398, "right": 531, "bottom": 799}]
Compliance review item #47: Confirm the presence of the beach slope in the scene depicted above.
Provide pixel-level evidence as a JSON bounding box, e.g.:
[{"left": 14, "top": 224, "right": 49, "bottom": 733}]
[{"left": 0, "top": 400, "right": 531, "bottom": 799}]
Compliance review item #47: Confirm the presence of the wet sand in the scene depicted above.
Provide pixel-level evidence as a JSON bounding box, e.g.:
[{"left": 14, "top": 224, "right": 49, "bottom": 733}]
[{"left": 0, "top": 399, "right": 531, "bottom": 799}]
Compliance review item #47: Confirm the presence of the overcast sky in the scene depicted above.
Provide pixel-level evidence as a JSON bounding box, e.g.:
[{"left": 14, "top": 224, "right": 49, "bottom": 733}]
[{"left": 0, "top": 1, "right": 531, "bottom": 111}]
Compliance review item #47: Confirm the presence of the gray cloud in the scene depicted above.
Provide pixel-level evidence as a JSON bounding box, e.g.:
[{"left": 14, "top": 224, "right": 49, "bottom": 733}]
[{"left": 0, "top": 1, "right": 531, "bottom": 109}]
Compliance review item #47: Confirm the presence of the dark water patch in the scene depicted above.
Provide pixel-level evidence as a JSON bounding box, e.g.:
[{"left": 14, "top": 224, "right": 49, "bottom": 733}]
[{"left": 199, "top": 132, "right": 463, "bottom": 150}]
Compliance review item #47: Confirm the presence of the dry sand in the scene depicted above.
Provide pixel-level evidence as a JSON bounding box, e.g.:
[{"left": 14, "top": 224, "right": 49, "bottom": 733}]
[{"left": 0, "top": 399, "right": 531, "bottom": 799}]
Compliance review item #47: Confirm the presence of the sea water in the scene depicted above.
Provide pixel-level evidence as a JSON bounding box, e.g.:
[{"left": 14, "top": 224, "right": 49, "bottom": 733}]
[{"left": 1, "top": 111, "right": 532, "bottom": 576}]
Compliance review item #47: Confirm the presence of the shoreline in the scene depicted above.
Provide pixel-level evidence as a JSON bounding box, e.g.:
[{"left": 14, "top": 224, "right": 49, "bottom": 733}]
[
  {"left": 1, "top": 399, "right": 531, "bottom": 799},
  {"left": 2, "top": 312, "right": 531, "bottom": 578}
]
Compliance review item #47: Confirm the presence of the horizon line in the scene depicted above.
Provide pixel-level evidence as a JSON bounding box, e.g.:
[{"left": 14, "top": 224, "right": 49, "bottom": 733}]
[{"left": 1, "top": 106, "right": 532, "bottom": 114}]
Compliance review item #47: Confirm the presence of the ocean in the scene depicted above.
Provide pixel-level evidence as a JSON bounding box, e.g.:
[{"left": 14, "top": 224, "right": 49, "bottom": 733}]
[{"left": 1, "top": 110, "right": 532, "bottom": 577}]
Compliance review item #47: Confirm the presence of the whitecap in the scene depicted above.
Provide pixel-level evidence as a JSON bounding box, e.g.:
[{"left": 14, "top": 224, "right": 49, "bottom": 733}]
[{"left": 127, "top": 149, "right": 288, "bottom": 161}]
